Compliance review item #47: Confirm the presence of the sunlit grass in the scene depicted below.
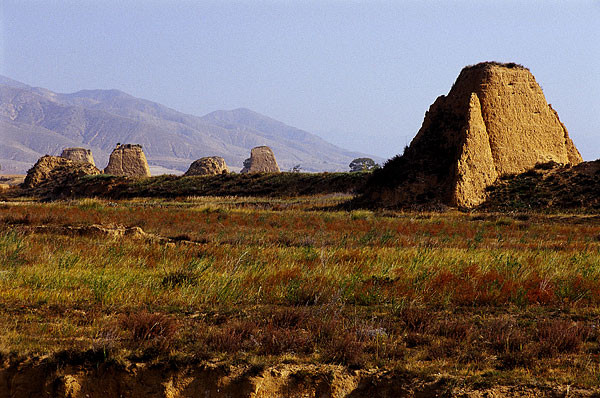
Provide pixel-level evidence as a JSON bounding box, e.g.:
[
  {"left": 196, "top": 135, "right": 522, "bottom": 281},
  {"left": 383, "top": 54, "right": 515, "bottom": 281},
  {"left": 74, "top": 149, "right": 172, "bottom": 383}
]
[{"left": 1, "top": 197, "right": 600, "bottom": 386}]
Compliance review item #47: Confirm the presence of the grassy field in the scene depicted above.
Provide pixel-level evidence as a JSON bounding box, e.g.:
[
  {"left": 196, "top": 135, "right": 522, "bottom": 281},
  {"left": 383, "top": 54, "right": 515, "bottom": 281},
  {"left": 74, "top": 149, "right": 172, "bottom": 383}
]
[
  {"left": 1, "top": 195, "right": 600, "bottom": 388},
  {"left": 14, "top": 171, "right": 369, "bottom": 201}
]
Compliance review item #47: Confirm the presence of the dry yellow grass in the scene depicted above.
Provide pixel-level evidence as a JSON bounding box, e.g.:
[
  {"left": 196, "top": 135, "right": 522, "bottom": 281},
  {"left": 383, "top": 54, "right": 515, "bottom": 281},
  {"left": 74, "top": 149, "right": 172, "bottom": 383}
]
[{"left": 0, "top": 197, "right": 599, "bottom": 388}]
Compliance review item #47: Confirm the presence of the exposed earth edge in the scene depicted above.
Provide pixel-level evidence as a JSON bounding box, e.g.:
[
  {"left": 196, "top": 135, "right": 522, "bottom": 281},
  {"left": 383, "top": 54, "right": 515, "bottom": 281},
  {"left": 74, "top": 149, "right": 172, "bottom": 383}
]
[{"left": 1, "top": 361, "right": 596, "bottom": 398}]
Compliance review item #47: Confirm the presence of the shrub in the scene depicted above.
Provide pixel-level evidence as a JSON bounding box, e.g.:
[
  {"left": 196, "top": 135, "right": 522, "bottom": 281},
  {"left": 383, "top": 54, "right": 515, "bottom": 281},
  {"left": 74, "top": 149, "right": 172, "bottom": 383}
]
[
  {"left": 161, "top": 270, "right": 198, "bottom": 287},
  {"left": 536, "top": 319, "right": 586, "bottom": 356},
  {"left": 496, "top": 348, "right": 537, "bottom": 370},
  {"left": 258, "top": 324, "right": 312, "bottom": 356},
  {"left": 397, "top": 306, "right": 431, "bottom": 333},
  {"left": 119, "top": 311, "right": 177, "bottom": 350},
  {"left": 425, "top": 339, "right": 458, "bottom": 360},
  {"left": 321, "top": 332, "right": 366, "bottom": 368},
  {"left": 484, "top": 318, "right": 529, "bottom": 354},
  {"left": 205, "top": 319, "right": 257, "bottom": 353}
]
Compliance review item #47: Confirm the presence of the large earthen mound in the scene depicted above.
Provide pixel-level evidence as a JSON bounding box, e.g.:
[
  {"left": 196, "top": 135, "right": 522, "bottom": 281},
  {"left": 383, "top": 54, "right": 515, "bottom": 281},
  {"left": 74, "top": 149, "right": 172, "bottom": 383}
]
[
  {"left": 60, "top": 148, "right": 96, "bottom": 166},
  {"left": 359, "top": 62, "right": 582, "bottom": 208},
  {"left": 240, "top": 146, "right": 280, "bottom": 174},
  {"left": 23, "top": 155, "right": 100, "bottom": 189},
  {"left": 184, "top": 156, "right": 228, "bottom": 176},
  {"left": 104, "top": 144, "right": 151, "bottom": 177}
]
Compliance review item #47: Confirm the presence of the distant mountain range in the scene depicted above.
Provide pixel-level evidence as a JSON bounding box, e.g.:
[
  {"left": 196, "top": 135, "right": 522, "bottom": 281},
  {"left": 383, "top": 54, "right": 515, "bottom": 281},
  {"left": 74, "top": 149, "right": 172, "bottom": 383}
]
[{"left": 0, "top": 75, "right": 382, "bottom": 175}]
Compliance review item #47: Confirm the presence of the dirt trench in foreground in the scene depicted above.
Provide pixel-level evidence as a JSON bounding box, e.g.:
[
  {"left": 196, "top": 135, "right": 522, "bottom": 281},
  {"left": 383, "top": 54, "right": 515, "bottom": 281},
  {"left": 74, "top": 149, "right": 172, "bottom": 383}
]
[{"left": 0, "top": 362, "right": 595, "bottom": 398}]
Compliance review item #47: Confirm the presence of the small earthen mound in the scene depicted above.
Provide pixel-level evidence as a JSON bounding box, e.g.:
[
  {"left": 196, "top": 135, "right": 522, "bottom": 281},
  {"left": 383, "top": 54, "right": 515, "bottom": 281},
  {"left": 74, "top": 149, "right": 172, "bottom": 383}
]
[
  {"left": 184, "top": 157, "right": 229, "bottom": 176},
  {"left": 481, "top": 160, "right": 600, "bottom": 211},
  {"left": 104, "top": 144, "right": 151, "bottom": 177},
  {"left": 359, "top": 61, "right": 582, "bottom": 209},
  {"left": 32, "top": 224, "right": 157, "bottom": 241},
  {"left": 23, "top": 155, "right": 101, "bottom": 189},
  {"left": 240, "top": 146, "right": 280, "bottom": 174},
  {"left": 60, "top": 148, "right": 96, "bottom": 166}
]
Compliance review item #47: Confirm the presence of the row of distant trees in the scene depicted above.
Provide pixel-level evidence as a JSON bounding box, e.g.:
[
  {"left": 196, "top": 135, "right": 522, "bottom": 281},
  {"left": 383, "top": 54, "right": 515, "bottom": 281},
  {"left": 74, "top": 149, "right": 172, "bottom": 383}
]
[{"left": 289, "top": 158, "right": 379, "bottom": 173}]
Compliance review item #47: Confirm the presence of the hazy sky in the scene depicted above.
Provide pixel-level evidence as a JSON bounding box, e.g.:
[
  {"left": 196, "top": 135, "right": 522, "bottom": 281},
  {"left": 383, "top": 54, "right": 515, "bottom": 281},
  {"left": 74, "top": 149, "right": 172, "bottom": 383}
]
[{"left": 1, "top": 1, "right": 599, "bottom": 160}]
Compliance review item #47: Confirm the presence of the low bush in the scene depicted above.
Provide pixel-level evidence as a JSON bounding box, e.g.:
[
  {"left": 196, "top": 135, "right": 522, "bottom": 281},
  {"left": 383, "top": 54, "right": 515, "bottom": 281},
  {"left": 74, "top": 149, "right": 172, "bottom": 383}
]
[{"left": 119, "top": 311, "right": 177, "bottom": 350}]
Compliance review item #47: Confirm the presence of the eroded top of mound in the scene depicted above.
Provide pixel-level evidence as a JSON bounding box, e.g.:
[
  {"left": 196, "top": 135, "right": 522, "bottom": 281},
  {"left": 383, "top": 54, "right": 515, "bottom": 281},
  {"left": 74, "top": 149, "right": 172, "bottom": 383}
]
[
  {"left": 60, "top": 147, "right": 96, "bottom": 167},
  {"left": 461, "top": 61, "right": 528, "bottom": 71},
  {"left": 358, "top": 62, "right": 582, "bottom": 209},
  {"left": 23, "top": 155, "right": 100, "bottom": 189}
]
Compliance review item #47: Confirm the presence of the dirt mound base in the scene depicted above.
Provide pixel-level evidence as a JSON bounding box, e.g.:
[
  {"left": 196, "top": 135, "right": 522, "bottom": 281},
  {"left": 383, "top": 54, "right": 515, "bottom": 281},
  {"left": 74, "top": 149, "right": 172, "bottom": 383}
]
[
  {"left": 60, "top": 148, "right": 96, "bottom": 166},
  {"left": 104, "top": 144, "right": 151, "bottom": 177},
  {"left": 23, "top": 155, "right": 101, "bottom": 189},
  {"left": 481, "top": 160, "right": 600, "bottom": 211},
  {"left": 184, "top": 157, "right": 228, "bottom": 176},
  {"left": 241, "top": 146, "right": 280, "bottom": 173},
  {"left": 358, "top": 62, "right": 582, "bottom": 209}
]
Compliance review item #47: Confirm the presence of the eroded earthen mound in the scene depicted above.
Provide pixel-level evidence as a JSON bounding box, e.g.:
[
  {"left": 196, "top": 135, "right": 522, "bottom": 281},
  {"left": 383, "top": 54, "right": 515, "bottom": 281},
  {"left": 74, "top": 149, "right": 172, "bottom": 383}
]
[
  {"left": 60, "top": 148, "right": 96, "bottom": 166},
  {"left": 240, "top": 146, "right": 280, "bottom": 174},
  {"left": 184, "top": 156, "right": 229, "bottom": 176},
  {"left": 360, "top": 62, "right": 582, "bottom": 208},
  {"left": 104, "top": 144, "right": 151, "bottom": 177},
  {"left": 23, "top": 155, "right": 100, "bottom": 189}
]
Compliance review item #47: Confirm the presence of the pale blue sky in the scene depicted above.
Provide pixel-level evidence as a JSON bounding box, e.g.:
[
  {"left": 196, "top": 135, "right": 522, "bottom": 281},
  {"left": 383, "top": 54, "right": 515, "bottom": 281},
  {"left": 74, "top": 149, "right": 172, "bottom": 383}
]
[{"left": 1, "top": 1, "right": 599, "bottom": 159}]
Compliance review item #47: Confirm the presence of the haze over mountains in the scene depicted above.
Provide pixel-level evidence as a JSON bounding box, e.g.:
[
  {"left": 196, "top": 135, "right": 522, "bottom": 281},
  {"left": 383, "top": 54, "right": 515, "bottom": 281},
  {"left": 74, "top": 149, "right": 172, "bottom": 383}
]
[{"left": 0, "top": 75, "right": 380, "bottom": 174}]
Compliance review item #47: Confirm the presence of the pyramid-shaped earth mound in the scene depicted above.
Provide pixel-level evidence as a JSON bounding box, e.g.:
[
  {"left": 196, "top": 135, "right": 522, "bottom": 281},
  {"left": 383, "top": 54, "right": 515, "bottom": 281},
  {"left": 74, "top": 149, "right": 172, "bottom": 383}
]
[
  {"left": 104, "top": 144, "right": 151, "bottom": 177},
  {"left": 359, "top": 62, "right": 582, "bottom": 208}
]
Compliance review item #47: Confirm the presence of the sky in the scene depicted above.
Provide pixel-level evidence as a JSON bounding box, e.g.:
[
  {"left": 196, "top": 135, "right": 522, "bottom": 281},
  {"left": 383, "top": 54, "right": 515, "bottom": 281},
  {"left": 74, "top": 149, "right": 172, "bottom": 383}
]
[{"left": 1, "top": 0, "right": 599, "bottom": 160}]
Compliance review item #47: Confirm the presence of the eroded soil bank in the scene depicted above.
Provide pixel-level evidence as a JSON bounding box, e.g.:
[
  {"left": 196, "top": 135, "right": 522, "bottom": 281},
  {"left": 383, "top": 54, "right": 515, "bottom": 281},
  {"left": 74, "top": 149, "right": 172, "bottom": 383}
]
[{"left": 0, "top": 361, "right": 596, "bottom": 398}]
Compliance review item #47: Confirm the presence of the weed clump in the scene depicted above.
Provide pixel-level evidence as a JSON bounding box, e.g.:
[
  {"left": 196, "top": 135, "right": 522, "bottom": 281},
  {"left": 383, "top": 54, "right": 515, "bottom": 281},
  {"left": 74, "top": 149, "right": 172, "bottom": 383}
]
[
  {"left": 161, "top": 271, "right": 198, "bottom": 288},
  {"left": 536, "top": 319, "right": 587, "bottom": 356},
  {"left": 119, "top": 311, "right": 177, "bottom": 350}
]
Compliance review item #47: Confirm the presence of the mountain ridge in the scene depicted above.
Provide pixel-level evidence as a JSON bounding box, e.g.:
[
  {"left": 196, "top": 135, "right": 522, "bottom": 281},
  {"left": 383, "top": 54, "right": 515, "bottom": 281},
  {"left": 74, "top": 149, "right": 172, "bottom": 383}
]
[{"left": 0, "top": 75, "right": 382, "bottom": 174}]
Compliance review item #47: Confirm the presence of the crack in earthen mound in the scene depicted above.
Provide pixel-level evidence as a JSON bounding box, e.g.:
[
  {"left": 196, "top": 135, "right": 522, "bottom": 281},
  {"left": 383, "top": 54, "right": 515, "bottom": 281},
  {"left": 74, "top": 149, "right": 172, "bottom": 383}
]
[
  {"left": 359, "top": 62, "right": 582, "bottom": 209},
  {"left": 104, "top": 144, "right": 151, "bottom": 178}
]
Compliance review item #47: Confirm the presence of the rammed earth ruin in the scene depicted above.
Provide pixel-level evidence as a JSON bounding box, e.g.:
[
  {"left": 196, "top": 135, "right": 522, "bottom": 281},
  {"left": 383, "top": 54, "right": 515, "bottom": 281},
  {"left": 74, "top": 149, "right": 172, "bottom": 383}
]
[
  {"left": 23, "top": 155, "right": 100, "bottom": 189},
  {"left": 60, "top": 148, "right": 96, "bottom": 167},
  {"left": 104, "top": 144, "right": 151, "bottom": 177},
  {"left": 360, "top": 62, "right": 582, "bottom": 208},
  {"left": 184, "top": 156, "right": 229, "bottom": 176},
  {"left": 241, "top": 146, "right": 280, "bottom": 174}
]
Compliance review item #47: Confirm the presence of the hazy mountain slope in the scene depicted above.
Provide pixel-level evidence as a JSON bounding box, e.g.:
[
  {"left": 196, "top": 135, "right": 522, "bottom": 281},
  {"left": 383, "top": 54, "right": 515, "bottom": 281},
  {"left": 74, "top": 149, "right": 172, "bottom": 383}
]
[
  {"left": 201, "top": 108, "right": 370, "bottom": 169},
  {"left": 0, "top": 75, "right": 31, "bottom": 90},
  {"left": 60, "top": 92, "right": 373, "bottom": 170},
  {"left": 0, "top": 76, "right": 380, "bottom": 174},
  {"left": 0, "top": 119, "right": 86, "bottom": 173},
  {"left": 203, "top": 108, "right": 327, "bottom": 144}
]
